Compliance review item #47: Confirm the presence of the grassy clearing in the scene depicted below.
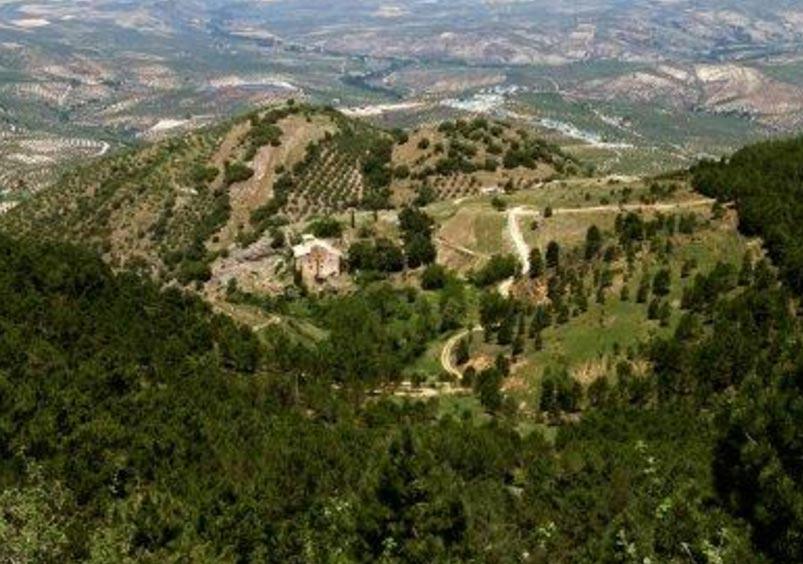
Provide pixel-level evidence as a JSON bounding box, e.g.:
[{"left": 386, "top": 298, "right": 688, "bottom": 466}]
[
  {"left": 675, "top": 223, "right": 754, "bottom": 272},
  {"left": 406, "top": 333, "right": 451, "bottom": 383},
  {"left": 434, "top": 203, "right": 508, "bottom": 265},
  {"left": 436, "top": 394, "right": 491, "bottom": 425},
  {"left": 523, "top": 299, "right": 663, "bottom": 378},
  {"left": 524, "top": 211, "right": 618, "bottom": 251},
  {"left": 517, "top": 217, "right": 751, "bottom": 391},
  {"left": 472, "top": 211, "right": 507, "bottom": 255}
]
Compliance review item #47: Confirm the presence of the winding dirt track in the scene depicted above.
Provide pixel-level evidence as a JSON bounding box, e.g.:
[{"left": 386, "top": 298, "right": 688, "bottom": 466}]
[
  {"left": 507, "top": 206, "right": 539, "bottom": 274},
  {"left": 438, "top": 197, "right": 716, "bottom": 375},
  {"left": 440, "top": 327, "right": 483, "bottom": 380},
  {"left": 551, "top": 198, "right": 715, "bottom": 216}
]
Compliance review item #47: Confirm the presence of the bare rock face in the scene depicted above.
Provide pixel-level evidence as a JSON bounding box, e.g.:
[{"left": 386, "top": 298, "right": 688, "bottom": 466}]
[
  {"left": 694, "top": 64, "right": 803, "bottom": 124},
  {"left": 581, "top": 70, "right": 695, "bottom": 108},
  {"left": 577, "top": 61, "right": 803, "bottom": 127}
]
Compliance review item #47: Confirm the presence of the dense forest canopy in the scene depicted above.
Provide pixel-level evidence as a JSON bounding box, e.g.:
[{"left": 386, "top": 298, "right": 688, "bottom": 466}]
[
  {"left": 0, "top": 226, "right": 770, "bottom": 562},
  {"left": 692, "top": 136, "right": 803, "bottom": 293}
]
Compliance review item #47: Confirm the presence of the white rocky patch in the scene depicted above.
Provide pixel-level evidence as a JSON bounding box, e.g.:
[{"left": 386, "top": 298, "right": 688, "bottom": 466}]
[
  {"left": 148, "top": 119, "right": 189, "bottom": 133},
  {"left": 11, "top": 18, "right": 50, "bottom": 29}
]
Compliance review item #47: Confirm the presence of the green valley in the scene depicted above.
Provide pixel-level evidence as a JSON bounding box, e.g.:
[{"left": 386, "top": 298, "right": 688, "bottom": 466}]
[{"left": 1, "top": 2, "right": 803, "bottom": 561}]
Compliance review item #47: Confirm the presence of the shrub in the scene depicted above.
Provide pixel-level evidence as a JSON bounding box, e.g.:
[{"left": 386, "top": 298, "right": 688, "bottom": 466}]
[
  {"left": 421, "top": 264, "right": 448, "bottom": 290},
  {"left": 491, "top": 197, "right": 507, "bottom": 211},
  {"left": 224, "top": 161, "right": 254, "bottom": 187},
  {"left": 308, "top": 217, "right": 343, "bottom": 239},
  {"left": 546, "top": 241, "right": 560, "bottom": 269},
  {"left": 191, "top": 164, "right": 219, "bottom": 185},
  {"left": 473, "top": 254, "right": 519, "bottom": 287},
  {"left": 177, "top": 259, "right": 212, "bottom": 285}
]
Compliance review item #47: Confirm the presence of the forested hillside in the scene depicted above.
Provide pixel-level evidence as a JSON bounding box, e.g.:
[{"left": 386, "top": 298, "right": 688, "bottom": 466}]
[
  {"left": 686, "top": 138, "right": 803, "bottom": 560},
  {"left": 692, "top": 136, "right": 803, "bottom": 293},
  {"left": 1, "top": 222, "right": 800, "bottom": 561},
  {"left": 2, "top": 102, "right": 566, "bottom": 293},
  {"left": 2, "top": 119, "right": 803, "bottom": 561}
]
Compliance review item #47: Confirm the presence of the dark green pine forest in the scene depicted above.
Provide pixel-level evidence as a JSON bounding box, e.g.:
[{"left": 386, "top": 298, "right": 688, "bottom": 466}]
[{"left": 1, "top": 137, "right": 803, "bottom": 562}]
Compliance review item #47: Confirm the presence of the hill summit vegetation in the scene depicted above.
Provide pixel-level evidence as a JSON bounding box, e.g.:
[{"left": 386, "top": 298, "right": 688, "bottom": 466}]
[{"left": 2, "top": 102, "right": 569, "bottom": 291}]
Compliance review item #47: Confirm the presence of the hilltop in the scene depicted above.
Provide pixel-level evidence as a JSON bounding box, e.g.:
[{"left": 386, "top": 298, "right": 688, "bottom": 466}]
[
  {"left": 3, "top": 102, "right": 572, "bottom": 305},
  {"left": 4, "top": 1, "right": 803, "bottom": 202}
]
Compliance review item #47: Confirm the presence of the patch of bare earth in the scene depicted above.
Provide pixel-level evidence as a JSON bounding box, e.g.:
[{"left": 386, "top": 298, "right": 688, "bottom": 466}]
[
  {"left": 502, "top": 367, "right": 531, "bottom": 393},
  {"left": 571, "top": 361, "right": 608, "bottom": 387},
  {"left": 436, "top": 207, "right": 486, "bottom": 272},
  {"left": 214, "top": 114, "right": 336, "bottom": 249},
  {"left": 463, "top": 355, "right": 495, "bottom": 372}
]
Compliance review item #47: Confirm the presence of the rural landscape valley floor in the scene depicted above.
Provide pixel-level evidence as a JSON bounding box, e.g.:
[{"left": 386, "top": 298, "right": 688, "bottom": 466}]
[{"left": 1, "top": 1, "right": 802, "bottom": 562}]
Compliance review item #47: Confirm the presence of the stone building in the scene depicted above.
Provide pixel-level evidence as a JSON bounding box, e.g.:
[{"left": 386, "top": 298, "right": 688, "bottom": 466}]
[{"left": 292, "top": 235, "right": 342, "bottom": 284}]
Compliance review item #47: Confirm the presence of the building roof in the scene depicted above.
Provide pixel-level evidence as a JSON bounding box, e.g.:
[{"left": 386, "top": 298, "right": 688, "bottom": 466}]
[{"left": 292, "top": 237, "right": 343, "bottom": 259}]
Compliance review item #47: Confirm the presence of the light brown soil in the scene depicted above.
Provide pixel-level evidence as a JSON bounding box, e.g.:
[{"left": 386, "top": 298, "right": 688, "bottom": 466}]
[{"left": 214, "top": 114, "right": 336, "bottom": 249}]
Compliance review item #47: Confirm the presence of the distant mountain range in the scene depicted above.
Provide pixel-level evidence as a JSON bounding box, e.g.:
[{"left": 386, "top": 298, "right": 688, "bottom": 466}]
[
  {"left": 243, "top": 0, "right": 803, "bottom": 64},
  {"left": 1, "top": 0, "right": 802, "bottom": 194}
]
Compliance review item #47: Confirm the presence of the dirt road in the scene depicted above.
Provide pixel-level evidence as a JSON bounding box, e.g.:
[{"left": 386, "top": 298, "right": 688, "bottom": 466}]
[
  {"left": 439, "top": 196, "right": 716, "bottom": 379},
  {"left": 507, "top": 206, "right": 540, "bottom": 274},
  {"left": 440, "top": 326, "right": 483, "bottom": 380},
  {"left": 499, "top": 206, "right": 541, "bottom": 296},
  {"left": 552, "top": 198, "right": 715, "bottom": 216}
]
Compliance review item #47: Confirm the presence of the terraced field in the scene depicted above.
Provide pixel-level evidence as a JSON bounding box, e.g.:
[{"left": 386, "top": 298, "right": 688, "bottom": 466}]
[
  {"left": 286, "top": 146, "right": 365, "bottom": 218},
  {"left": 0, "top": 131, "right": 112, "bottom": 198}
]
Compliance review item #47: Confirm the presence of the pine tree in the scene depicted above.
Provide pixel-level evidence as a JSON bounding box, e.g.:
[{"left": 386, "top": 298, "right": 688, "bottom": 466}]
[
  {"left": 530, "top": 306, "right": 550, "bottom": 336},
  {"left": 596, "top": 286, "right": 606, "bottom": 305},
  {"left": 529, "top": 248, "right": 545, "bottom": 279},
  {"left": 475, "top": 368, "right": 504, "bottom": 412},
  {"left": 647, "top": 298, "right": 661, "bottom": 320},
  {"left": 557, "top": 302, "right": 570, "bottom": 325},
  {"left": 512, "top": 334, "right": 524, "bottom": 357},
  {"left": 455, "top": 338, "right": 470, "bottom": 366},
  {"left": 540, "top": 377, "right": 556, "bottom": 413},
  {"left": 588, "top": 376, "right": 610, "bottom": 408},
  {"left": 511, "top": 316, "right": 526, "bottom": 356},
  {"left": 738, "top": 250, "right": 754, "bottom": 286},
  {"left": 658, "top": 301, "right": 672, "bottom": 327},
  {"left": 585, "top": 225, "right": 603, "bottom": 260},
  {"left": 652, "top": 268, "right": 672, "bottom": 296},
  {"left": 497, "top": 315, "right": 514, "bottom": 345},
  {"left": 546, "top": 241, "right": 560, "bottom": 269},
  {"left": 533, "top": 331, "right": 544, "bottom": 351},
  {"left": 637, "top": 274, "right": 651, "bottom": 303}
]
